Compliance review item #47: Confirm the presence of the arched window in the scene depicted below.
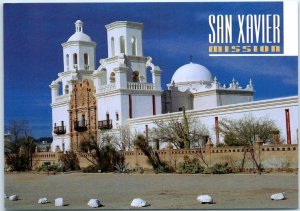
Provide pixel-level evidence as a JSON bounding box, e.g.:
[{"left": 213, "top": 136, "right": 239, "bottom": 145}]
[
  {"left": 73, "top": 53, "right": 78, "bottom": 68},
  {"left": 132, "top": 71, "right": 140, "bottom": 82},
  {"left": 84, "top": 53, "right": 89, "bottom": 69},
  {"left": 110, "top": 72, "right": 116, "bottom": 83},
  {"left": 66, "top": 54, "right": 69, "bottom": 69},
  {"left": 120, "top": 36, "right": 125, "bottom": 54},
  {"left": 58, "top": 81, "right": 63, "bottom": 95},
  {"left": 131, "top": 37, "right": 136, "bottom": 56},
  {"left": 111, "top": 37, "right": 115, "bottom": 56}
]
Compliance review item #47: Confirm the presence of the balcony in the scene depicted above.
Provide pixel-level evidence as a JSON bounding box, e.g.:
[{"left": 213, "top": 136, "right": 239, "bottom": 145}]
[
  {"left": 98, "top": 120, "right": 113, "bottom": 130},
  {"left": 74, "top": 120, "right": 88, "bottom": 132},
  {"left": 53, "top": 126, "right": 66, "bottom": 135}
]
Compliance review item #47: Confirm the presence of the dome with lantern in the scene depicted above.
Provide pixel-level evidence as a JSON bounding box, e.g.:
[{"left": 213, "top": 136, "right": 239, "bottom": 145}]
[{"left": 68, "top": 20, "right": 92, "bottom": 42}]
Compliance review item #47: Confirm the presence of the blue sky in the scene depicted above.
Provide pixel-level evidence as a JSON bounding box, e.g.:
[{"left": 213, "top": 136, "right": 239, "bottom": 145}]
[{"left": 4, "top": 2, "right": 298, "bottom": 138}]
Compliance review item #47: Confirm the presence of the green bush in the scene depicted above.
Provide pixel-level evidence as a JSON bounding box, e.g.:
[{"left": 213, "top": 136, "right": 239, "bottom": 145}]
[
  {"left": 37, "top": 162, "right": 63, "bottom": 172},
  {"left": 98, "top": 144, "right": 123, "bottom": 172},
  {"left": 177, "top": 156, "right": 204, "bottom": 174},
  {"left": 155, "top": 162, "right": 174, "bottom": 173},
  {"left": 114, "top": 162, "right": 129, "bottom": 173},
  {"left": 204, "top": 163, "right": 232, "bottom": 174}
]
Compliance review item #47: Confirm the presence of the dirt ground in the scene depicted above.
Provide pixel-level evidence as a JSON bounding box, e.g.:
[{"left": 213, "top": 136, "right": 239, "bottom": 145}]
[{"left": 4, "top": 172, "right": 298, "bottom": 210}]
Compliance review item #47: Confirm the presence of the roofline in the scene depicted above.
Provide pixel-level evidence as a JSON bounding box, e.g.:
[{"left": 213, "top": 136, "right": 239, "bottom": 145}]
[
  {"left": 127, "top": 95, "right": 298, "bottom": 125},
  {"left": 105, "top": 21, "right": 144, "bottom": 30}
]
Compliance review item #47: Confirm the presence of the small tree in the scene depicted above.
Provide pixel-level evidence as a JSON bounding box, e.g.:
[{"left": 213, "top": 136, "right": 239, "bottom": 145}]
[
  {"left": 151, "top": 108, "right": 209, "bottom": 149},
  {"left": 21, "top": 132, "right": 36, "bottom": 170},
  {"left": 59, "top": 151, "right": 80, "bottom": 171},
  {"left": 134, "top": 134, "right": 170, "bottom": 172},
  {"left": 117, "top": 124, "right": 136, "bottom": 151},
  {"left": 80, "top": 134, "right": 123, "bottom": 172},
  {"left": 6, "top": 120, "right": 29, "bottom": 142},
  {"left": 218, "top": 114, "right": 279, "bottom": 173},
  {"left": 5, "top": 120, "right": 35, "bottom": 171}
]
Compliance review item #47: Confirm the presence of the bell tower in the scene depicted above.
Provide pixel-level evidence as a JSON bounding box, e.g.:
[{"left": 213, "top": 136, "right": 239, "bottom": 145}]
[
  {"left": 105, "top": 21, "right": 144, "bottom": 58},
  {"left": 62, "top": 20, "right": 97, "bottom": 72},
  {"left": 50, "top": 19, "right": 97, "bottom": 153}
]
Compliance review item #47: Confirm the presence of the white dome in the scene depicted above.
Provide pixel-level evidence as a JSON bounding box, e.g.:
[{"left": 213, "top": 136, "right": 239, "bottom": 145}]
[
  {"left": 67, "top": 20, "right": 92, "bottom": 42},
  {"left": 171, "top": 62, "right": 213, "bottom": 83},
  {"left": 68, "top": 32, "right": 92, "bottom": 42}
]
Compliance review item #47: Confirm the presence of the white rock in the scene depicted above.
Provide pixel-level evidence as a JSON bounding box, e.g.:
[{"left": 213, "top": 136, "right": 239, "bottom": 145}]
[
  {"left": 131, "top": 198, "right": 147, "bottom": 207},
  {"left": 197, "top": 195, "right": 213, "bottom": 204},
  {"left": 87, "top": 199, "right": 101, "bottom": 208},
  {"left": 9, "top": 195, "right": 18, "bottom": 201},
  {"left": 55, "top": 197, "right": 64, "bottom": 206},
  {"left": 38, "top": 197, "right": 48, "bottom": 204},
  {"left": 271, "top": 192, "right": 287, "bottom": 200}
]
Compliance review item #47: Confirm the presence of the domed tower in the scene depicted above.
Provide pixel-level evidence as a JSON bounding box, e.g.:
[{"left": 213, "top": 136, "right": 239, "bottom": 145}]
[
  {"left": 62, "top": 20, "right": 96, "bottom": 74},
  {"left": 50, "top": 20, "right": 97, "bottom": 153}
]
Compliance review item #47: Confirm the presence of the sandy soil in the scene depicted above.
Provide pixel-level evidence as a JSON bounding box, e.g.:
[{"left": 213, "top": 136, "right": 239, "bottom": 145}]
[{"left": 5, "top": 172, "right": 298, "bottom": 210}]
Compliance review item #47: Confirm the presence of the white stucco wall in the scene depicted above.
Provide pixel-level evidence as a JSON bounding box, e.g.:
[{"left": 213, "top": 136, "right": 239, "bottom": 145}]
[
  {"left": 171, "top": 93, "right": 193, "bottom": 112},
  {"left": 193, "top": 93, "right": 218, "bottom": 110},
  {"left": 218, "top": 93, "right": 252, "bottom": 106},
  {"left": 97, "top": 94, "right": 122, "bottom": 128},
  {"left": 51, "top": 103, "right": 71, "bottom": 152},
  {"left": 52, "top": 104, "right": 70, "bottom": 133},
  {"left": 131, "top": 95, "right": 153, "bottom": 118},
  {"left": 127, "top": 96, "right": 298, "bottom": 147}
]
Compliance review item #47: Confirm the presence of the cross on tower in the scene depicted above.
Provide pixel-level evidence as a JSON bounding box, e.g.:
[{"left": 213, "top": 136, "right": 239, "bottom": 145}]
[{"left": 190, "top": 55, "right": 193, "bottom": 63}]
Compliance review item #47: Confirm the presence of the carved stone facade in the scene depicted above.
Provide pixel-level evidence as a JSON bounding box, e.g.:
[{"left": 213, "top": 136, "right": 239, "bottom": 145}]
[{"left": 69, "top": 80, "right": 97, "bottom": 151}]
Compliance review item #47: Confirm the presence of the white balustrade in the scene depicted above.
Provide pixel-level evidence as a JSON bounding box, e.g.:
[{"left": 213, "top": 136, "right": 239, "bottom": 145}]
[{"left": 127, "top": 82, "right": 154, "bottom": 90}]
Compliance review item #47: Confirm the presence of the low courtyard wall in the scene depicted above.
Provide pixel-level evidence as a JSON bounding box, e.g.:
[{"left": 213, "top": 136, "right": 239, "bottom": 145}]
[
  {"left": 123, "top": 143, "right": 298, "bottom": 171},
  {"left": 32, "top": 151, "right": 95, "bottom": 170},
  {"left": 31, "top": 143, "right": 298, "bottom": 171}
]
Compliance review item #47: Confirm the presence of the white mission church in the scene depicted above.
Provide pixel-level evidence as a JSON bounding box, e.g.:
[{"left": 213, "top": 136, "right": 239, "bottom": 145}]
[{"left": 49, "top": 20, "right": 298, "bottom": 152}]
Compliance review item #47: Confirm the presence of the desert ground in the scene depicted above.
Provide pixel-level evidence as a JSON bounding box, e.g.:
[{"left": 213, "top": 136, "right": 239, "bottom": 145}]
[{"left": 5, "top": 172, "right": 298, "bottom": 210}]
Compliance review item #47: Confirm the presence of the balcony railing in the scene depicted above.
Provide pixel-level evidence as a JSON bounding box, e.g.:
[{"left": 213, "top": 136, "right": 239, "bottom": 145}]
[
  {"left": 98, "top": 120, "right": 113, "bottom": 130},
  {"left": 74, "top": 120, "right": 88, "bottom": 132},
  {"left": 53, "top": 126, "right": 66, "bottom": 135},
  {"left": 127, "top": 82, "right": 154, "bottom": 90}
]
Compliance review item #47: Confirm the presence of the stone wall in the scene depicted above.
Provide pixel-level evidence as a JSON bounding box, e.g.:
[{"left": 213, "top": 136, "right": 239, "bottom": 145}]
[
  {"left": 122, "top": 143, "right": 298, "bottom": 171},
  {"left": 32, "top": 149, "right": 95, "bottom": 170},
  {"left": 32, "top": 151, "right": 63, "bottom": 170},
  {"left": 32, "top": 143, "right": 298, "bottom": 171}
]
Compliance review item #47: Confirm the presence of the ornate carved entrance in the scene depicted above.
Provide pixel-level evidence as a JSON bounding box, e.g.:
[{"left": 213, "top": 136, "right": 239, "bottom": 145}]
[{"left": 69, "top": 80, "right": 97, "bottom": 151}]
